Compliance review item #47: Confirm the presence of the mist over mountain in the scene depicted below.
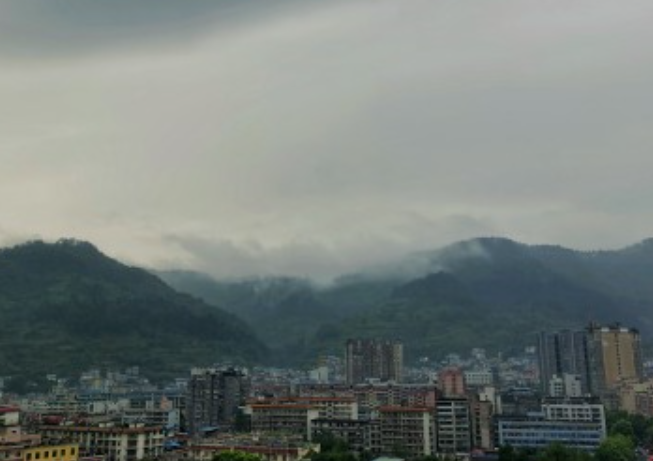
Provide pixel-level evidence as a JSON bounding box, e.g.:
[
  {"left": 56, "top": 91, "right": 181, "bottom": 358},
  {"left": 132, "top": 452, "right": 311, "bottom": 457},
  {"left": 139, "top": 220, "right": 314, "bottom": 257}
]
[{"left": 161, "top": 237, "right": 653, "bottom": 366}]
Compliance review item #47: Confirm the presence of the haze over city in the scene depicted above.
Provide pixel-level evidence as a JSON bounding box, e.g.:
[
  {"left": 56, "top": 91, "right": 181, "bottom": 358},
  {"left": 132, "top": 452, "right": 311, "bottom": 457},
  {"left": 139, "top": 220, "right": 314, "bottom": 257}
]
[{"left": 1, "top": 0, "right": 653, "bottom": 280}]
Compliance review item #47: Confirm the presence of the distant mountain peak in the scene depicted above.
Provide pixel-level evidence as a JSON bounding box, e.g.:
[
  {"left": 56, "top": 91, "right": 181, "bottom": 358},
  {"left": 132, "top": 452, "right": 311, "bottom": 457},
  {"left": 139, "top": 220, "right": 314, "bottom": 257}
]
[
  {"left": 54, "top": 238, "right": 100, "bottom": 250},
  {"left": 630, "top": 238, "right": 653, "bottom": 251},
  {"left": 2, "top": 238, "right": 104, "bottom": 260}
]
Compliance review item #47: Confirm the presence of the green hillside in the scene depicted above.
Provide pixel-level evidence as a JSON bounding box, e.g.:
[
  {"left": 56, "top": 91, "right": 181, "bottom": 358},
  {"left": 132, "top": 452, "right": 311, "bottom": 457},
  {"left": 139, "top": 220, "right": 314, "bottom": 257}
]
[
  {"left": 162, "top": 237, "right": 653, "bottom": 366},
  {"left": 0, "top": 239, "right": 266, "bottom": 386},
  {"left": 159, "top": 271, "right": 399, "bottom": 365}
]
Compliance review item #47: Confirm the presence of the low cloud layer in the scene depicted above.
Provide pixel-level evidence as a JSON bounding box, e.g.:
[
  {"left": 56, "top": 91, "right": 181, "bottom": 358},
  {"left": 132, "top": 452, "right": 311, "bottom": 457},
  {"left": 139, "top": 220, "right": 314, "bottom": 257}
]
[
  {"left": 1, "top": 0, "right": 652, "bottom": 280},
  {"left": 163, "top": 213, "right": 496, "bottom": 281}
]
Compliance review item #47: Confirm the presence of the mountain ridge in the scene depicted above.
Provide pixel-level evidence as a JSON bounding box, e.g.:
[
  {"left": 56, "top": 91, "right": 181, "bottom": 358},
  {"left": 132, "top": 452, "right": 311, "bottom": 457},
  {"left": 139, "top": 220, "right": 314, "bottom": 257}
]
[
  {"left": 160, "top": 236, "right": 653, "bottom": 365},
  {"left": 2, "top": 235, "right": 651, "bottom": 382},
  {"left": 0, "top": 239, "right": 267, "bottom": 389}
]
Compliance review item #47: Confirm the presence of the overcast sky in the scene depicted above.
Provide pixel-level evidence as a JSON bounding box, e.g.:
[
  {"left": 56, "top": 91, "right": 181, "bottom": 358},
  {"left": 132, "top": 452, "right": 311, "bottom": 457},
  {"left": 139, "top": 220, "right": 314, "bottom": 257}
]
[{"left": 1, "top": 0, "right": 652, "bottom": 281}]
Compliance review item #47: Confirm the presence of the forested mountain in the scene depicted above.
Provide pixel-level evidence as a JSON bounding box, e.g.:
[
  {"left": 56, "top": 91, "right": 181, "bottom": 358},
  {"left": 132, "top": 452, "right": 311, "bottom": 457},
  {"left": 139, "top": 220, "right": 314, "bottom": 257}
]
[
  {"left": 2, "top": 236, "right": 651, "bottom": 383},
  {"left": 0, "top": 240, "right": 266, "bottom": 387},
  {"left": 161, "top": 237, "right": 653, "bottom": 366}
]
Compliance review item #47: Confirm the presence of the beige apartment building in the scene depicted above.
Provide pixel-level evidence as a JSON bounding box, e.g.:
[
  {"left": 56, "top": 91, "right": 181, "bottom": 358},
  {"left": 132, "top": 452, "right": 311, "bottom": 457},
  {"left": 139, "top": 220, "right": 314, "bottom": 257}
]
[{"left": 588, "top": 324, "right": 643, "bottom": 392}]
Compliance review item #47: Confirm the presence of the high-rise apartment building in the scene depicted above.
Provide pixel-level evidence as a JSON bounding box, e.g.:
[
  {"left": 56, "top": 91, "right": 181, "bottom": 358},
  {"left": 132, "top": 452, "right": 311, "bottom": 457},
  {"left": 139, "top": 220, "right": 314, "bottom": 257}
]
[
  {"left": 538, "top": 323, "right": 643, "bottom": 396},
  {"left": 186, "top": 367, "right": 250, "bottom": 435},
  {"left": 537, "top": 329, "right": 591, "bottom": 394},
  {"left": 587, "top": 323, "right": 643, "bottom": 392},
  {"left": 345, "top": 339, "right": 403, "bottom": 384}
]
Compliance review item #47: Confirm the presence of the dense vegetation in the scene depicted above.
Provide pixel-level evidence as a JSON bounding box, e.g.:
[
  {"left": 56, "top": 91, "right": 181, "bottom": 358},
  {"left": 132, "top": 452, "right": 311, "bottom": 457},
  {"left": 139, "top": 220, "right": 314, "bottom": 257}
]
[
  {"left": 161, "top": 237, "right": 653, "bottom": 366},
  {"left": 605, "top": 411, "right": 653, "bottom": 450},
  {"left": 0, "top": 239, "right": 266, "bottom": 389}
]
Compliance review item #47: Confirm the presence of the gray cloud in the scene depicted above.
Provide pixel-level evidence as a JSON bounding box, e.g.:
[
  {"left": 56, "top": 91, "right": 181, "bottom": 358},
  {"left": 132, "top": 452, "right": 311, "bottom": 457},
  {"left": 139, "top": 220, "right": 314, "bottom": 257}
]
[
  {"left": 1, "top": 0, "right": 652, "bottom": 279},
  {"left": 163, "top": 213, "right": 496, "bottom": 282},
  {"left": 0, "top": 0, "right": 308, "bottom": 60}
]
